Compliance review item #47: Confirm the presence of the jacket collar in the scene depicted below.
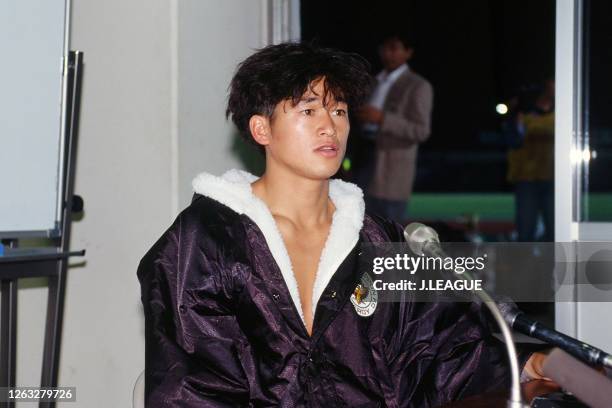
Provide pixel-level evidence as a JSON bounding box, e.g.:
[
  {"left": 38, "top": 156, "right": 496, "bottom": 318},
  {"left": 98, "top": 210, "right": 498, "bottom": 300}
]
[
  {"left": 376, "top": 63, "right": 409, "bottom": 83},
  {"left": 191, "top": 169, "right": 365, "bottom": 324}
]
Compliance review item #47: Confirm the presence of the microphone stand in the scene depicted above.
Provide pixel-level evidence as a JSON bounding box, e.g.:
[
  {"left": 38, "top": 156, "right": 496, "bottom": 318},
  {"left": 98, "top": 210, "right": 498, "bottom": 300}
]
[
  {"left": 473, "top": 289, "right": 526, "bottom": 407},
  {"left": 405, "top": 223, "right": 528, "bottom": 407},
  {"left": 433, "top": 247, "right": 527, "bottom": 407}
]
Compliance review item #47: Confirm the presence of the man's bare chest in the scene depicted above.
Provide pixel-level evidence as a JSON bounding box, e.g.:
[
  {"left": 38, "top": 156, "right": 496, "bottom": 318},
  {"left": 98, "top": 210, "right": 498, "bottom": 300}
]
[{"left": 284, "top": 237, "right": 326, "bottom": 288}]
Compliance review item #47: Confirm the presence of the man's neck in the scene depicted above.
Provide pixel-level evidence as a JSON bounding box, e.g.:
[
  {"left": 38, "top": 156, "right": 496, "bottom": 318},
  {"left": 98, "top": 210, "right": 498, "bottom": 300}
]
[
  {"left": 384, "top": 63, "right": 408, "bottom": 75},
  {"left": 251, "top": 167, "right": 334, "bottom": 229}
]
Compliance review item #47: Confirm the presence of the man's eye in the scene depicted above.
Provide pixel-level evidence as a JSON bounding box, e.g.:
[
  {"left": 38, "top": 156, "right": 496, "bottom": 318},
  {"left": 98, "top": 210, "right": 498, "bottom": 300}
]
[
  {"left": 302, "top": 109, "right": 315, "bottom": 116},
  {"left": 334, "top": 109, "right": 347, "bottom": 116}
]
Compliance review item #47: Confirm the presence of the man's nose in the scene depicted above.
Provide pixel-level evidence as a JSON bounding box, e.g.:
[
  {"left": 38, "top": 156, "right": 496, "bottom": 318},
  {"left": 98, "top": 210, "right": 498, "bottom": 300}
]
[{"left": 318, "top": 110, "right": 336, "bottom": 136}]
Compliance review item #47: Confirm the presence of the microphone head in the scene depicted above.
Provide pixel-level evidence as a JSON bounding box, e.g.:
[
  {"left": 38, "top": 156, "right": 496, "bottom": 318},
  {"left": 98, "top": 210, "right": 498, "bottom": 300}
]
[
  {"left": 495, "top": 298, "right": 521, "bottom": 326},
  {"left": 403, "top": 222, "right": 440, "bottom": 255}
]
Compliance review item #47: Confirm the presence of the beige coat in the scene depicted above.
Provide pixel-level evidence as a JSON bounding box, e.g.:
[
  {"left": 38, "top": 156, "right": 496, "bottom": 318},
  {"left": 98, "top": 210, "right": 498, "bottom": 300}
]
[{"left": 367, "top": 69, "right": 433, "bottom": 201}]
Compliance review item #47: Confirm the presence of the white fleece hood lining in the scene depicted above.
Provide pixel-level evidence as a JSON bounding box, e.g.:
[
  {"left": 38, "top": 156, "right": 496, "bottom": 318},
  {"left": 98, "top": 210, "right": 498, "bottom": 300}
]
[{"left": 192, "top": 169, "right": 365, "bottom": 325}]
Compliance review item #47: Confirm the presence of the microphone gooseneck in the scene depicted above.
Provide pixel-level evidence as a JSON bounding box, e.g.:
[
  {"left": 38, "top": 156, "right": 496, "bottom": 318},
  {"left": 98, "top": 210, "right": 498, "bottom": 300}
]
[{"left": 403, "top": 223, "right": 527, "bottom": 407}]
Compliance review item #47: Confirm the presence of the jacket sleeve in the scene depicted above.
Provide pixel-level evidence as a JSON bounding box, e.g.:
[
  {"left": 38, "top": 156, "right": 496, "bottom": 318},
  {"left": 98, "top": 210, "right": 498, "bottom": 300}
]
[
  {"left": 380, "top": 80, "right": 433, "bottom": 145},
  {"left": 137, "top": 216, "right": 250, "bottom": 407},
  {"left": 381, "top": 220, "right": 539, "bottom": 407},
  {"left": 389, "top": 301, "right": 540, "bottom": 407}
]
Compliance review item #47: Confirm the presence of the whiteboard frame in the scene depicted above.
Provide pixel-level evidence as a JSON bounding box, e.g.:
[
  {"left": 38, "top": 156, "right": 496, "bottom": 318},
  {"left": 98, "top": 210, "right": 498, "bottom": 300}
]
[{"left": 0, "top": 0, "right": 72, "bottom": 239}]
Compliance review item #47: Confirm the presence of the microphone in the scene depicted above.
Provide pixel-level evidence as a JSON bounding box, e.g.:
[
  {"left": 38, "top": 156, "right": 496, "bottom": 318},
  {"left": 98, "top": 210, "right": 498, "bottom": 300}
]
[
  {"left": 403, "top": 222, "right": 474, "bottom": 279},
  {"left": 404, "top": 222, "right": 612, "bottom": 370},
  {"left": 404, "top": 222, "right": 527, "bottom": 407},
  {"left": 403, "top": 222, "right": 444, "bottom": 257},
  {"left": 498, "top": 302, "right": 612, "bottom": 369}
]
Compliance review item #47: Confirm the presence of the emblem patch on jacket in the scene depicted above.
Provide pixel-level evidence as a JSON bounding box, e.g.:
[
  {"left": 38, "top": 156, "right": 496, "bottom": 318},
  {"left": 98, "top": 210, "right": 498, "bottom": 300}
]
[{"left": 350, "top": 273, "right": 378, "bottom": 317}]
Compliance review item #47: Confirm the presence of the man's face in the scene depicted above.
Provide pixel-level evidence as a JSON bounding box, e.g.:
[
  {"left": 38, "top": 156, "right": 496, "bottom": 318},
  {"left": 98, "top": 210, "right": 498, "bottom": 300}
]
[
  {"left": 379, "top": 38, "right": 413, "bottom": 72},
  {"left": 544, "top": 79, "right": 555, "bottom": 99},
  {"left": 263, "top": 78, "right": 349, "bottom": 180}
]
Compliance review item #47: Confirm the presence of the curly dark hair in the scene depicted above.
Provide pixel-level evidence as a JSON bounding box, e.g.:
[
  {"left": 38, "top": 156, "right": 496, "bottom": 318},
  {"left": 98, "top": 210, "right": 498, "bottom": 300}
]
[{"left": 226, "top": 42, "right": 373, "bottom": 151}]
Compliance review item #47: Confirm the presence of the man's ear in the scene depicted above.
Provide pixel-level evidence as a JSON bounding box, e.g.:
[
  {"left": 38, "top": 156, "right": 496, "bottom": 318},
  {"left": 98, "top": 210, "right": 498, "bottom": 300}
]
[{"left": 249, "top": 115, "right": 271, "bottom": 147}]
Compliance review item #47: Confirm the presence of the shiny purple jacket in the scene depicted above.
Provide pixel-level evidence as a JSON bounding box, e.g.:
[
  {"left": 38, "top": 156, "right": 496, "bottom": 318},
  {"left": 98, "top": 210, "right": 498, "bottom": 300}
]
[{"left": 137, "top": 170, "right": 530, "bottom": 407}]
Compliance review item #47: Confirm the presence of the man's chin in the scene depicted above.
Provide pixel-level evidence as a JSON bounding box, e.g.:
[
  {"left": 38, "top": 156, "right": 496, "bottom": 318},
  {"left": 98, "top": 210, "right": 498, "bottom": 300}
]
[{"left": 304, "top": 164, "right": 342, "bottom": 181}]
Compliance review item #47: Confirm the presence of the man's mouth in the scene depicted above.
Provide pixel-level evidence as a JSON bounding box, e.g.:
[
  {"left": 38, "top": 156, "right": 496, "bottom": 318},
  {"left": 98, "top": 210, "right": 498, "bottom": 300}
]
[{"left": 314, "top": 144, "right": 339, "bottom": 152}]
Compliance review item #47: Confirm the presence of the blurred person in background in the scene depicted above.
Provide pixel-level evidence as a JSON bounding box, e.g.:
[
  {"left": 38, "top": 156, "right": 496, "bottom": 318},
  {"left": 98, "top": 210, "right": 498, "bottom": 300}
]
[
  {"left": 356, "top": 32, "right": 434, "bottom": 223},
  {"left": 504, "top": 79, "right": 555, "bottom": 242}
]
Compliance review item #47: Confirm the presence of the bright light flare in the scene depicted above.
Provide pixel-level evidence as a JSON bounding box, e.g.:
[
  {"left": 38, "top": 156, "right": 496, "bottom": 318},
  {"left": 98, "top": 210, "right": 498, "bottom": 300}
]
[
  {"left": 496, "top": 103, "right": 509, "bottom": 115},
  {"left": 570, "top": 148, "right": 592, "bottom": 165}
]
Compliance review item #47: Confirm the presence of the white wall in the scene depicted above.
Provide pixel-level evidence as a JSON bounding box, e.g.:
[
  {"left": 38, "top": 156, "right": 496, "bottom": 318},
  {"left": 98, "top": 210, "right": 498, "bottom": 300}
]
[
  {"left": 16, "top": 1, "right": 271, "bottom": 407},
  {"left": 58, "top": 0, "right": 173, "bottom": 406},
  {"left": 177, "top": 0, "right": 267, "bottom": 206}
]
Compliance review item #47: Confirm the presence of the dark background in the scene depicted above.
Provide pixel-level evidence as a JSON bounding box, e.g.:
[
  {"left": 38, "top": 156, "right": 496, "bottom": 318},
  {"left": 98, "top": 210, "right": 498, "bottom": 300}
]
[{"left": 302, "top": 0, "right": 556, "bottom": 192}]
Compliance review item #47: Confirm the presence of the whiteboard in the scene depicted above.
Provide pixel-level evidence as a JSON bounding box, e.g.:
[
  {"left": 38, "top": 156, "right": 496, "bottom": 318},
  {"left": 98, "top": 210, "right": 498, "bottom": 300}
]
[{"left": 0, "top": 0, "right": 68, "bottom": 237}]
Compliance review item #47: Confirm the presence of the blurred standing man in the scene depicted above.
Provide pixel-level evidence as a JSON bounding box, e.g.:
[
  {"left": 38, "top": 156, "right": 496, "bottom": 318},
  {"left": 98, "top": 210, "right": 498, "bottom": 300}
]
[{"left": 357, "top": 33, "right": 433, "bottom": 222}]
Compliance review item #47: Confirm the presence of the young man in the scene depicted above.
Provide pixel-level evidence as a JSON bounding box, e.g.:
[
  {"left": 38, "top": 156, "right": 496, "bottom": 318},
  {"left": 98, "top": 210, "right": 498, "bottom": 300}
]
[{"left": 138, "top": 43, "right": 549, "bottom": 407}]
